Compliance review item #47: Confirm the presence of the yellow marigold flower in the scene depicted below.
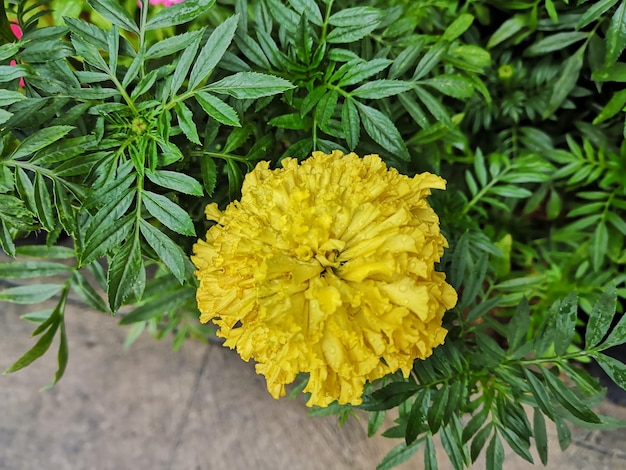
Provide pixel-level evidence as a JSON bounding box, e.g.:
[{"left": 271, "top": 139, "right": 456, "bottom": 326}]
[{"left": 192, "top": 150, "right": 457, "bottom": 407}]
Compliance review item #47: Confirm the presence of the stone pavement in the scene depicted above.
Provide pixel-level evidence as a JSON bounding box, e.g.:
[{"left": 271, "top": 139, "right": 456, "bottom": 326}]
[{"left": 2, "top": 297, "right": 626, "bottom": 470}]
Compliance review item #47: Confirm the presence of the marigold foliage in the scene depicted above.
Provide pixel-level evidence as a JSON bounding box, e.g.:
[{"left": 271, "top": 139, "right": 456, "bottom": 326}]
[{"left": 192, "top": 151, "right": 457, "bottom": 407}]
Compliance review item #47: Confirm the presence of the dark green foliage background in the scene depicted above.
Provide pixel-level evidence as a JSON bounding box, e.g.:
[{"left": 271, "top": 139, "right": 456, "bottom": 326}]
[{"left": 1, "top": 0, "right": 626, "bottom": 469}]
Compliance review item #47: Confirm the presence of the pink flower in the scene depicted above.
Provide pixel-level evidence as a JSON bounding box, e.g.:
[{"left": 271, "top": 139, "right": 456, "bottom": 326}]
[{"left": 9, "top": 23, "right": 24, "bottom": 88}]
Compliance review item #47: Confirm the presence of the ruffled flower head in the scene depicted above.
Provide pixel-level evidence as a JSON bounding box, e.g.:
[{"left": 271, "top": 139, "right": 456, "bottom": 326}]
[{"left": 192, "top": 151, "right": 457, "bottom": 407}]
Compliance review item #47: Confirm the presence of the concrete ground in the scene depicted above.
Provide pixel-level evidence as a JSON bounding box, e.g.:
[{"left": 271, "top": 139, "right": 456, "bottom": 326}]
[{"left": 2, "top": 294, "right": 626, "bottom": 469}]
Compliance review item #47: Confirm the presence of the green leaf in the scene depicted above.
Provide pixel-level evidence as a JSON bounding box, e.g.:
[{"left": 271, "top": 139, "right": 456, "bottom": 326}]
[
  {"left": 188, "top": 14, "right": 239, "bottom": 90},
  {"left": 0, "top": 284, "right": 63, "bottom": 303},
  {"left": 139, "top": 219, "right": 187, "bottom": 284},
  {"left": 3, "top": 319, "right": 59, "bottom": 374},
  {"left": 424, "top": 433, "right": 438, "bottom": 470},
  {"left": 471, "top": 425, "right": 492, "bottom": 463},
  {"left": 327, "top": 7, "right": 382, "bottom": 43},
  {"left": 81, "top": 214, "right": 135, "bottom": 266},
  {"left": 142, "top": 191, "right": 196, "bottom": 236},
  {"left": 487, "top": 15, "right": 527, "bottom": 49},
  {"left": 554, "top": 292, "right": 578, "bottom": 356},
  {"left": 146, "top": 0, "right": 217, "bottom": 30},
  {"left": 336, "top": 58, "right": 392, "bottom": 87},
  {"left": 0, "top": 65, "right": 31, "bottom": 82},
  {"left": 414, "top": 85, "right": 452, "bottom": 126},
  {"left": 168, "top": 30, "right": 203, "bottom": 97},
  {"left": 196, "top": 92, "right": 241, "bottom": 127},
  {"left": 543, "top": 46, "right": 584, "bottom": 118},
  {"left": 205, "top": 72, "right": 293, "bottom": 99},
  {"left": 69, "top": 271, "right": 109, "bottom": 312},
  {"left": 420, "top": 74, "right": 475, "bottom": 99},
  {"left": 341, "top": 98, "right": 360, "bottom": 150},
  {"left": 590, "top": 221, "right": 608, "bottom": 271},
  {"left": 145, "top": 30, "right": 203, "bottom": 59},
  {"left": 593, "top": 89, "right": 626, "bottom": 124},
  {"left": 16, "top": 245, "right": 75, "bottom": 259},
  {"left": 533, "top": 408, "right": 549, "bottom": 466},
  {"left": 593, "top": 352, "right": 626, "bottom": 392},
  {"left": 367, "top": 410, "right": 386, "bottom": 437},
  {"left": 376, "top": 440, "right": 421, "bottom": 470},
  {"left": 586, "top": 285, "right": 617, "bottom": 348},
  {"left": 146, "top": 170, "right": 203, "bottom": 196},
  {"left": 119, "top": 287, "right": 195, "bottom": 324},
  {"left": 10, "top": 126, "right": 74, "bottom": 160},
  {"left": 555, "top": 415, "right": 571, "bottom": 451},
  {"left": 0, "top": 89, "right": 27, "bottom": 106},
  {"left": 606, "top": 1, "right": 626, "bottom": 67},
  {"left": 34, "top": 173, "right": 54, "bottom": 231},
  {"left": 485, "top": 434, "right": 504, "bottom": 470},
  {"left": 175, "top": 101, "right": 201, "bottom": 145},
  {"left": 413, "top": 42, "right": 448, "bottom": 81},
  {"left": 389, "top": 40, "right": 425, "bottom": 79},
  {"left": 524, "top": 32, "right": 588, "bottom": 57},
  {"left": 360, "top": 381, "right": 418, "bottom": 411},
  {"left": 351, "top": 80, "right": 412, "bottom": 99},
  {"left": 577, "top": 0, "right": 619, "bottom": 29},
  {"left": 541, "top": 368, "right": 601, "bottom": 423},
  {"left": 506, "top": 298, "right": 530, "bottom": 353},
  {"left": 523, "top": 369, "right": 556, "bottom": 420},
  {"left": 107, "top": 236, "right": 143, "bottom": 312},
  {"left": 0, "top": 261, "right": 71, "bottom": 278},
  {"left": 427, "top": 387, "right": 449, "bottom": 434},
  {"left": 86, "top": 0, "right": 139, "bottom": 34},
  {"left": 201, "top": 156, "right": 218, "bottom": 195},
  {"left": 356, "top": 102, "right": 410, "bottom": 160},
  {"left": 439, "top": 420, "right": 465, "bottom": 470},
  {"left": 442, "top": 13, "right": 474, "bottom": 42},
  {"left": 268, "top": 113, "right": 309, "bottom": 130},
  {"left": 315, "top": 90, "right": 338, "bottom": 130}
]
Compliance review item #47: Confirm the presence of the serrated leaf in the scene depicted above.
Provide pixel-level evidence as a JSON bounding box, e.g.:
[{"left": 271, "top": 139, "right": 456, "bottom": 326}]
[
  {"left": 81, "top": 214, "right": 135, "bottom": 266},
  {"left": 119, "top": 287, "right": 195, "bottom": 324},
  {"left": 168, "top": 31, "right": 203, "bottom": 97},
  {"left": 0, "top": 283, "right": 63, "bottom": 303},
  {"left": 107, "top": 236, "right": 143, "bottom": 312},
  {"left": 359, "top": 381, "right": 418, "bottom": 411},
  {"left": 507, "top": 298, "right": 530, "bottom": 352},
  {"left": 606, "top": 1, "right": 626, "bottom": 67},
  {"left": 593, "top": 352, "right": 626, "bottom": 391},
  {"left": 543, "top": 47, "right": 584, "bottom": 118},
  {"left": 0, "top": 89, "right": 27, "bottom": 106},
  {"left": 524, "top": 369, "right": 556, "bottom": 420},
  {"left": 0, "top": 261, "right": 71, "bottom": 279},
  {"left": 487, "top": 15, "right": 527, "bottom": 49},
  {"left": 34, "top": 173, "right": 54, "bottom": 231},
  {"left": 471, "top": 425, "right": 492, "bottom": 463},
  {"left": 175, "top": 101, "right": 201, "bottom": 144},
  {"left": 205, "top": 72, "right": 294, "bottom": 99},
  {"left": 367, "top": 410, "right": 385, "bottom": 437},
  {"left": 588, "top": 285, "right": 618, "bottom": 348},
  {"left": 188, "top": 14, "right": 239, "bottom": 90},
  {"left": 268, "top": 113, "right": 309, "bottom": 130},
  {"left": 86, "top": 0, "right": 139, "bottom": 34},
  {"left": 424, "top": 433, "right": 438, "bottom": 470},
  {"left": 351, "top": 80, "right": 412, "bottom": 99},
  {"left": 41, "top": 317, "right": 68, "bottom": 390},
  {"left": 541, "top": 368, "right": 601, "bottom": 423},
  {"left": 336, "top": 58, "right": 392, "bottom": 87},
  {"left": 485, "top": 434, "right": 504, "bottom": 470},
  {"left": 414, "top": 85, "right": 452, "bottom": 126},
  {"left": 16, "top": 245, "right": 75, "bottom": 259},
  {"left": 524, "top": 32, "right": 588, "bottom": 57},
  {"left": 201, "top": 156, "right": 218, "bottom": 195},
  {"left": 10, "top": 126, "right": 74, "bottom": 160},
  {"left": 593, "top": 88, "right": 626, "bottom": 124},
  {"left": 533, "top": 407, "right": 549, "bottom": 465},
  {"left": 196, "top": 91, "right": 240, "bottom": 127},
  {"left": 554, "top": 292, "right": 578, "bottom": 355},
  {"left": 70, "top": 271, "right": 108, "bottom": 312},
  {"left": 315, "top": 90, "right": 338, "bottom": 130},
  {"left": 356, "top": 102, "right": 410, "bottom": 160},
  {"left": 142, "top": 191, "right": 195, "bottom": 236},
  {"left": 146, "top": 170, "right": 203, "bottom": 196},
  {"left": 145, "top": 0, "right": 217, "bottom": 30},
  {"left": 3, "top": 319, "right": 59, "bottom": 374},
  {"left": 439, "top": 421, "right": 464, "bottom": 470},
  {"left": 462, "top": 408, "right": 489, "bottom": 444},
  {"left": 413, "top": 42, "right": 448, "bottom": 81},
  {"left": 442, "top": 13, "right": 474, "bottom": 41},
  {"left": 375, "top": 440, "right": 421, "bottom": 470},
  {"left": 145, "top": 30, "right": 202, "bottom": 59},
  {"left": 420, "top": 74, "right": 475, "bottom": 99},
  {"left": 591, "top": 222, "right": 609, "bottom": 271},
  {"left": 341, "top": 98, "right": 360, "bottom": 150},
  {"left": 139, "top": 219, "right": 186, "bottom": 283}
]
